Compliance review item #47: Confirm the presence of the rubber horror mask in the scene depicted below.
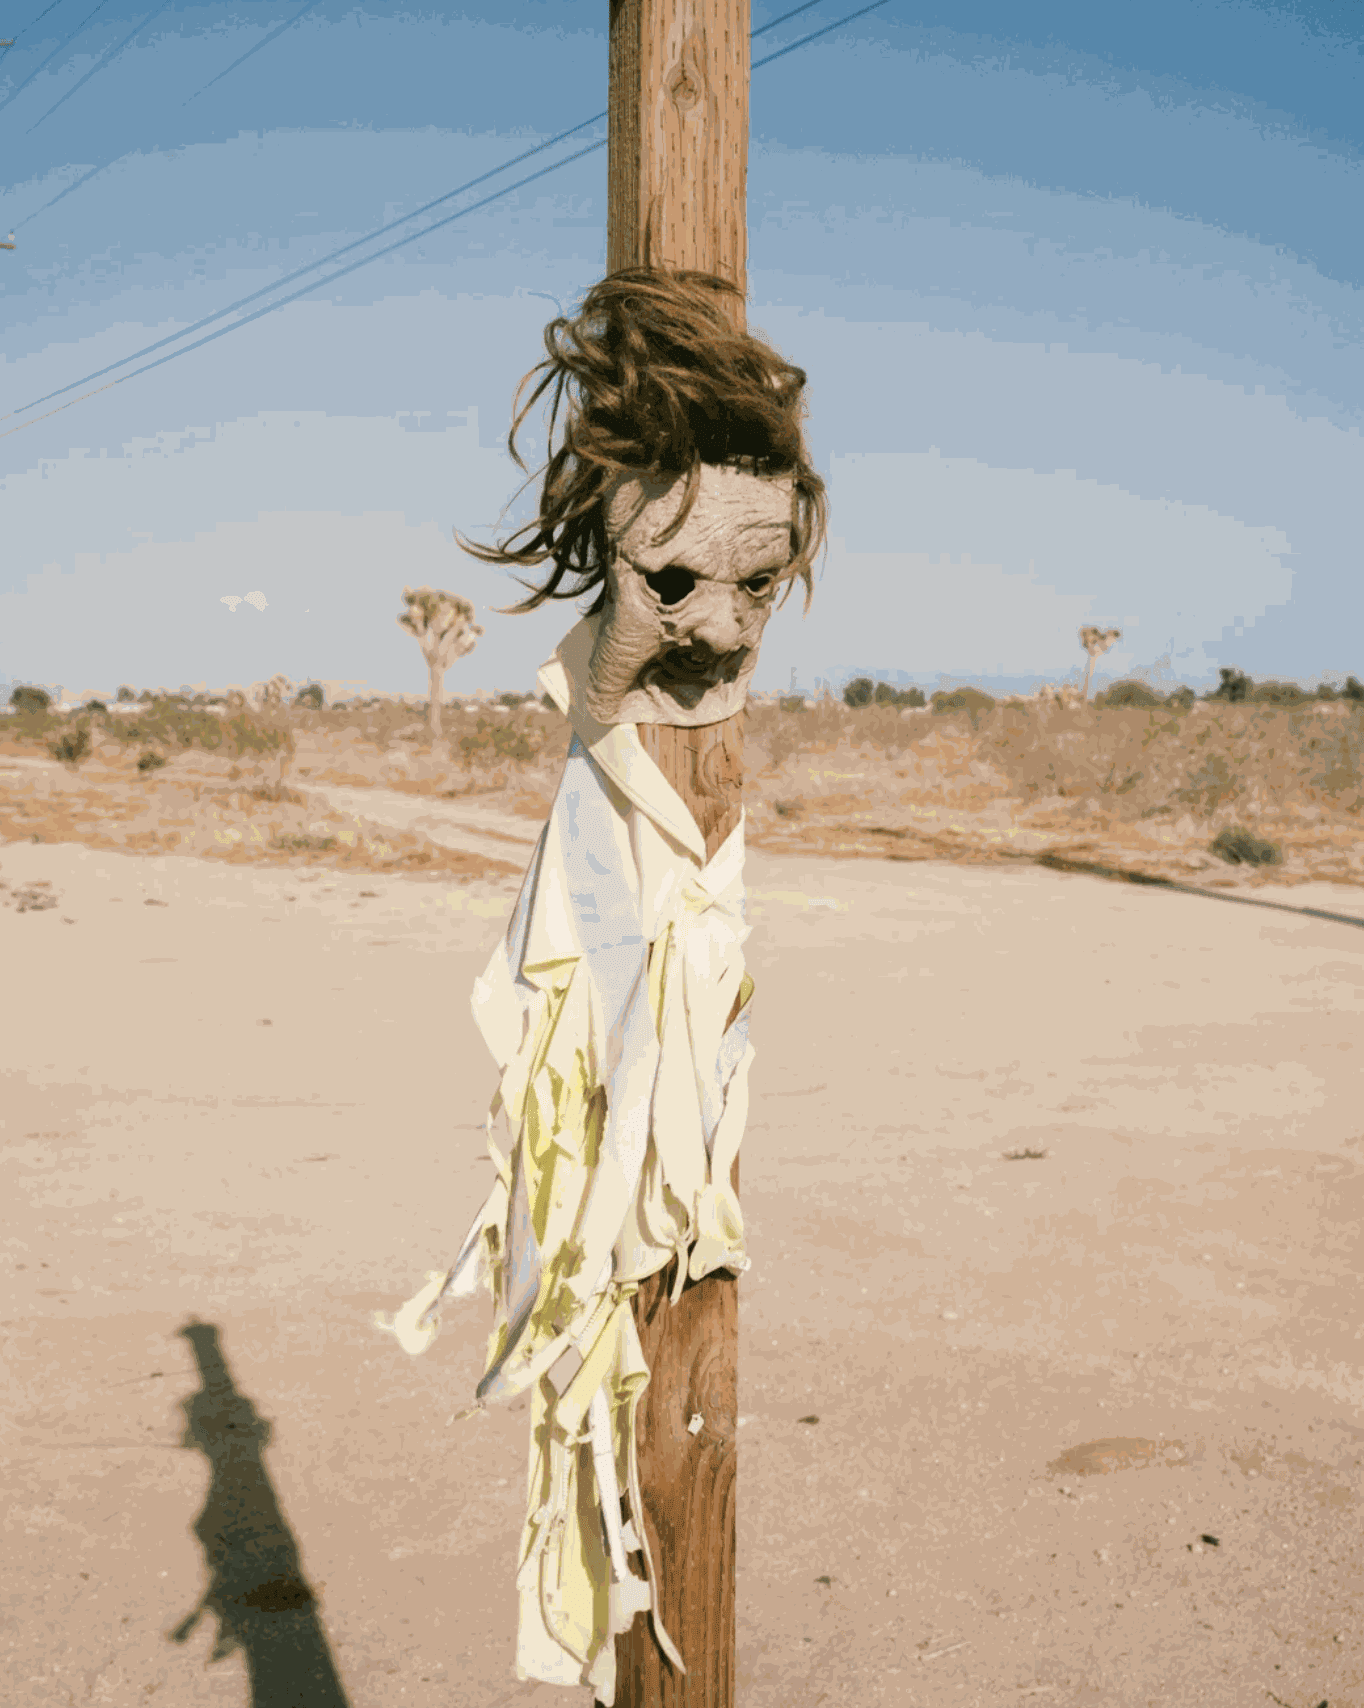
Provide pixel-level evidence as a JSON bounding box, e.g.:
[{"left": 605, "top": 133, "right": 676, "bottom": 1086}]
[{"left": 586, "top": 461, "right": 795, "bottom": 727}]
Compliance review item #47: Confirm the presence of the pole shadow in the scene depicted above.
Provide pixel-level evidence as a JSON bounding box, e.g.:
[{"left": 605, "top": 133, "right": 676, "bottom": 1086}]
[
  {"left": 1030, "top": 850, "right": 1364, "bottom": 931},
  {"left": 169, "top": 1319, "right": 350, "bottom": 1708}
]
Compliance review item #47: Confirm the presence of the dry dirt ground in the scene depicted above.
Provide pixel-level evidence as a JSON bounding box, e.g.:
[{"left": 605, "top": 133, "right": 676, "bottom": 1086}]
[
  {"left": 4, "top": 798, "right": 1364, "bottom": 1707},
  {"left": 5, "top": 692, "right": 1363, "bottom": 892}
]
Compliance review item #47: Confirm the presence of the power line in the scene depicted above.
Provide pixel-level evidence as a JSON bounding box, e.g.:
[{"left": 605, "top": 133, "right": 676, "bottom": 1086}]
[
  {"left": 753, "top": 0, "right": 891, "bottom": 68},
  {"left": 26, "top": 0, "right": 173, "bottom": 133},
  {"left": 183, "top": 0, "right": 329, "bottom": 107},
  {"left": 752, "top": 0, "right": 831, "bottom": 38},
  {"left": 0, "top": 139, "right": 607, "bottom": 441},
  {"left": 0, "top": 0, "right": 114, "bottom": 113},
  {"left": 2, "top": 1, "right": 896, "bottom": 438},
  {"left": 11, "top": 0, "right": 858, "bottom": 224},
  {"left": 3, "top": 0, "right": 73, "bottom": 51},
  {"left": 4, "top": 109, "right": 609, "bottom": 422},
  {"left": 5, "top": 0, "right": 322, "bottom": 140},
  {"left": 16, "top": 158, "right": 108, "bottom": 229}
]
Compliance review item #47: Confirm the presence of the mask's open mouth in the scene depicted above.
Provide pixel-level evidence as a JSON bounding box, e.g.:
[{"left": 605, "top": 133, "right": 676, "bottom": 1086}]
[
  {"left": 656, "top": 646, "right": 745, "bottom": 685},
  {"left": 636, "top": 646, "right": 748, "bottom": 710}
]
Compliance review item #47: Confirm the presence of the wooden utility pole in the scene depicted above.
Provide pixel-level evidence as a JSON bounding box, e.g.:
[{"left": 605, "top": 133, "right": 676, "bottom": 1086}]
[{"left": 604, "top": 4, "right": 750, "bottom": 1705}]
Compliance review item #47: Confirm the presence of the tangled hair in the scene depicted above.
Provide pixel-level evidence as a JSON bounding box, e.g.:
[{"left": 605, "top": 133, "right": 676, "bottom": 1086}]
[{"left": 457, "top": 268, "right": 828, "bottom": 616}]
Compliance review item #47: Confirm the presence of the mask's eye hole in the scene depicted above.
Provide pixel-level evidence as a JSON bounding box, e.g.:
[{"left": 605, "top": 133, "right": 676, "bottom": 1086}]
[
  {"left": 644, "top": 565, "right": 696, "bottom": 605},
  {"left": 743, "top": 573, "right": 777, "bottom": 597}
]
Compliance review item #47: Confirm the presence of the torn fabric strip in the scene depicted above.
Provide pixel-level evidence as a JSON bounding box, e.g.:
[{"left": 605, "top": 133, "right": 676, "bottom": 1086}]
[{"left": 375, "top": 613, "right": 755, "bottom": 1704}]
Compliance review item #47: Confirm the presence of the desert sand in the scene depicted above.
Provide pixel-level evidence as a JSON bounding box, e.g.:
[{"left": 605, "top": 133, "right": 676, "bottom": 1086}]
[{"left": 4, "top": 812, "right": 1364, "bottom": 1706}]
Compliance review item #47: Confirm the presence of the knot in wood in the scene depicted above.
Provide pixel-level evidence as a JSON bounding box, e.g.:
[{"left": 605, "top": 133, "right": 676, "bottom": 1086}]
[
  {"left": 666, "top": 35, "right": 706, "bottom": 113},
  {"left": 698, "top": 740, "right": 742, "bottom": 800}
]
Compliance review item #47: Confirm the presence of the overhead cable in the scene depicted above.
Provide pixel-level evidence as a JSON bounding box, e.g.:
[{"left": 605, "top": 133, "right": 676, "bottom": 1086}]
[
  {"left": 12, "top": 0, "right": 866, "bottom": 224},
  {"left": 751, "top": 0, "right": 831, "bottom": 37},
  {"left": 2, "top": 0, "right": 74, "bottom": 52},
  {"left": 183, "top": 0, "right": 329, "bottom": 106},
  {"left": 3, "top": 0, "right": 897, "bottom": 437},
  {"left": 4, "top": 109, "right": 609, "bottom": 422},
  {"left": 0, "top": 0, "right": 114, "bottom": 112},
  {"left": 27, "top": 0, "right": 175, "bottom": 133},
  {"left": 754, "top": 0, "right": 891, "bottom": 68},
  {"left": 0, "top": 140, "right": 608, "bottom": 440}
]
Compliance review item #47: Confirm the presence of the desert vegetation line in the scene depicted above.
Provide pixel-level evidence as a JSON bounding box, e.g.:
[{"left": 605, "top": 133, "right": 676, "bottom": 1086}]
[
  {"left": 836, "top": 667, "right": 1364, "bottom": 715},
  {"left": 6, "top": 674, "right": 1363, "bottom": 893}
]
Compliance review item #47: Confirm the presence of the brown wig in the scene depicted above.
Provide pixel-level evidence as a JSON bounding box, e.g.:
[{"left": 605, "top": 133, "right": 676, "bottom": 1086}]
[{"left": 456, "top": 268, "right": 828, "bottom": 617}]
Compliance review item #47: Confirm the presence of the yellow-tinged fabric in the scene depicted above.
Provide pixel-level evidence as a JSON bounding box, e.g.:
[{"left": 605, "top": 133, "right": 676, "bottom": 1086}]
[{"left": 375, "top": 615, "right": 755, "bottom": 1704}]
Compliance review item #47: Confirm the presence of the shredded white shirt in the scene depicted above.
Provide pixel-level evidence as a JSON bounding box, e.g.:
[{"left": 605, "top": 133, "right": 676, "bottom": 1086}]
[{"left": 376, "top": 614, "right": 755, "bottom": 1703}]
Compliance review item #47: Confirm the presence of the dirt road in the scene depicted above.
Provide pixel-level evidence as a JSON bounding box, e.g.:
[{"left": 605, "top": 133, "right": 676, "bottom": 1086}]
[{"left": 4, "top": 836, "right": 1364, "bottom": 1707}]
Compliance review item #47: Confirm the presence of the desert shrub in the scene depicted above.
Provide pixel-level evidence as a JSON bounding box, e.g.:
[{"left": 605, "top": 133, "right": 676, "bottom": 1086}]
[
  {"left": 116, "top": 685, "right": 136, "bottom": 702},
  {"left": 1210, "top": 825, "right": 1283, "bottom": 866},
  {"left": 839, "top": 677, "right": 925, "bottom": 711},
  {"left": 497, "top": 691, "right": 532, "bottom": 708},
  {"left": 459, "top": 715, "right": 540, "bottom": 767},
  {"left": 1314, "top": 677, "right": 1364, "bottom": 703},
  {"left": 746, "top": 695, "right": 909, "bottom": 771},
  {"left": 295, "top": 683, "right": 325, "bottom": 710},
  {"left": 1207, "top": 667, "right": 1252, "bottom": 703},
  {"left": 1096, "top": 679, "right": 1162, "bottom": 709},
  {"left": 1250, "top": 679, "right": 1310, "bottom": 706},
  {"left": 932, "top": 688, "right": 996, "bottom": 716},
  {"left": 874, "top": 681, "right": 926, "bottom": 708},
  {"left": 1166, "top": 685, "right": 1196, "bottom": 710},
  {"left": 138, "top": 751, "right": 168, "bottom": 772},
  {"left": 272, "top": 833, "right": 337, "bottom": 853},
  {"left": 982, "top": 700, "right": 1124, "bottom": 802},
  {"left": 1176, "top": 753, "right": 1238, "bottom": 817},
  {"left": 48, "top": 724, "right": 91, "bottom": 764},
  {"left": 110, "top": 700, "right": 224, "bottom": 752},
  {"left": 10, "top": 685, "right": 51, "bottom": 714},
  {"left": 223, "top": 714, "right": 291, "bottom": 758},
  {"left": 101, "top": 696, "right": 289, "bottom": 760}
]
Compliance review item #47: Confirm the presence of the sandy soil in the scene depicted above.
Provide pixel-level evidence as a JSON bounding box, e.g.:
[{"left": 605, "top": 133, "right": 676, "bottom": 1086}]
[
  {"left": 7, "top": 692, "right": 1364, "bottom": 894},
  {"left": 4, "top": 828, "right": 1364, "bottom": 1708},
  {"left": 0, "top": 748, "right": 524, "bottom": 882}
]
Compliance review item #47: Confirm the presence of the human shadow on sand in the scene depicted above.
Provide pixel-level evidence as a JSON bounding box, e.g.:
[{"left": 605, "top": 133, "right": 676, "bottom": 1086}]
[{"left": 170, "top": 1319, "right": 350, "bottom": 1707}]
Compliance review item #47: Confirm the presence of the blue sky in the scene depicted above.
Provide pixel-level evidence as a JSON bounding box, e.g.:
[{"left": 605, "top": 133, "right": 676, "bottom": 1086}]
[{"left": 2, "top": 1, "right": 1361, "bottom": 700}]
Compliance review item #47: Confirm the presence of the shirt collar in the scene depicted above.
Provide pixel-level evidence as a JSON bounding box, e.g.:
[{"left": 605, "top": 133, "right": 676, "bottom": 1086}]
[{"left": 536, "top": 615, "right": 711, "bottom": 864}]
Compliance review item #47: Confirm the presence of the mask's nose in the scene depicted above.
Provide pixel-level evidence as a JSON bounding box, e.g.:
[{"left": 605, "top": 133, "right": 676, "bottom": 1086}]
[{"left": 680, "top": 587, "right": 747, "bottom": 659}]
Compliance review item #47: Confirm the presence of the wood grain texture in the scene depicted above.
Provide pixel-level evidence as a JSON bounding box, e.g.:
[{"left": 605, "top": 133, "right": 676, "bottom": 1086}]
[
  {"left": 611, "top": 729, "right": 743, "bottom": 1708},
  {"left": 607, "top": 8, "right": 751, "bottom": 1701},
  {"left": 611, "top": 1249, "right": 738, "bottom": 1708},
  {"left": 637, "top": 713, "right": 745, "bottom": 863},
  {"left": 607, "top": 0, "right": 749, "bottom": 326}
]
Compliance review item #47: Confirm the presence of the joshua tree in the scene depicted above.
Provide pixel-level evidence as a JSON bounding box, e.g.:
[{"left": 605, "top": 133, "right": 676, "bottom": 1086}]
[
  {"left": 1078, "top": 626, "right": 1122, "bottom": 702},
  {"left": 397, "top": 587, "right": 483, "bottom": 741}
]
